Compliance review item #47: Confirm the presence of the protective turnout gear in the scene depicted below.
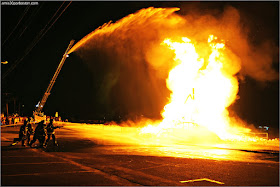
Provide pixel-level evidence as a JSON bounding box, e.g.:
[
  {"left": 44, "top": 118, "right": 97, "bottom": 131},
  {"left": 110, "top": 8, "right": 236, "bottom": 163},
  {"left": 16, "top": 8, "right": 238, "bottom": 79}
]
[
  {"left": 29, "top": 120, "right": 47, "bottom": 148},
  {"left": 44, "top": 119, "right": 59, "bottom": 147},
  {"left": 11, "top": 119, "right": 29, "bottom": 146}
]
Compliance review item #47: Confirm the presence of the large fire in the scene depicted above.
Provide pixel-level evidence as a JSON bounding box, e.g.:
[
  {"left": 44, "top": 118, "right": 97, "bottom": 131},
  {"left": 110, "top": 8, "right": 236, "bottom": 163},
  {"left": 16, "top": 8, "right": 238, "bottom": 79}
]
[
  {"left": 141, "top": 35, "right": 250, "bottom": 142},
  {"left": 68, "top": 6, "right": 279, "bottom": 156}
]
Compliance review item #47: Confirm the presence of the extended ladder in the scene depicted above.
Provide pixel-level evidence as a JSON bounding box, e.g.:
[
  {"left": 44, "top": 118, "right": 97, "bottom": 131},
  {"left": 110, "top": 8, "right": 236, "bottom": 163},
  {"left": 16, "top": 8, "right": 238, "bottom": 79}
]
[{"left": 35, "top": 40, "right": 75, "bottom": 113}]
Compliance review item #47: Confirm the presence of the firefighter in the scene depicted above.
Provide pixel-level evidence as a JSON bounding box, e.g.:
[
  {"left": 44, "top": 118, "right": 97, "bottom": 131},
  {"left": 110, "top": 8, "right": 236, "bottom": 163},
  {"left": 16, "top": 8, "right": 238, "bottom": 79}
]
[
  {"left": 29, "top": 120, "right": 47, "bottom": 148},
  {"left": 26, "top": 117, "right": 34, "bottom": 145},
  {"left": 10, "top": 119, "right": 29, "bottom": 146},
  {"left": 44, "top": 118, "right": 59, "bottom": 147}
]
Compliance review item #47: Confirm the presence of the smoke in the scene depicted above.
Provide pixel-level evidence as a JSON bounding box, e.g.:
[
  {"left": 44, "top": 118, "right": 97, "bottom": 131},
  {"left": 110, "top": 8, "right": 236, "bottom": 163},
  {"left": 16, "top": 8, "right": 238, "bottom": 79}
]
[
  {"left": 173, "top": 5, "right": 278, "bottom": 81},
  {"left": 71, "top": 5, "right": 278, "bottom": 120},
  {"left": 72, "top": 7, "right": 181, "bottom": 120}
]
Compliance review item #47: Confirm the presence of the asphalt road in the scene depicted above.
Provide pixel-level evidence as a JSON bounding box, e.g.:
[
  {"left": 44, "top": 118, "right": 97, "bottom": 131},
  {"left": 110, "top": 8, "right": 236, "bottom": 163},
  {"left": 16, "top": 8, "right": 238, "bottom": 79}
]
[{"left": 1, "top": 123, "right": 279, "bottom": 186}]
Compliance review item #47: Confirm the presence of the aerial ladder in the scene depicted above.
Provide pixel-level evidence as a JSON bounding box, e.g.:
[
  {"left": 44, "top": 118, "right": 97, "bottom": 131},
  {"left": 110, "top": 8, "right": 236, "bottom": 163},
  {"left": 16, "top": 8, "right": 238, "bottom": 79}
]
[{"left": 33, "top": 40, "right": 75, "bottom": 122}]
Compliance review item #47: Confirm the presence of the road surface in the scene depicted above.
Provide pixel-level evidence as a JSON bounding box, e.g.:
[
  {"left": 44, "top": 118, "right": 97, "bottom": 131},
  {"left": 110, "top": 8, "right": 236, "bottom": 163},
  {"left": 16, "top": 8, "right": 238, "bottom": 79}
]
[{"left": 1, "top": 123, "right": 279, "bottom": 186}]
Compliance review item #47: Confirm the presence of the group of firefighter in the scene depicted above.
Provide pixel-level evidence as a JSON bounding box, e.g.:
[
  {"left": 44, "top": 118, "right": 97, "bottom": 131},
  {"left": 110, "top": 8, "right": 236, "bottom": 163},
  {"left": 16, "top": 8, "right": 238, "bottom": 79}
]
[{"left": 11, "top": 117, "right": 60, "bottom": 148}]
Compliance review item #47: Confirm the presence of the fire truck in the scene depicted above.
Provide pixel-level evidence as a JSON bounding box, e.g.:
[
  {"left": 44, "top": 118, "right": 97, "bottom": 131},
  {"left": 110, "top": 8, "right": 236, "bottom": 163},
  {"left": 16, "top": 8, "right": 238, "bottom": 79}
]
[{"left": 33, "top": 40, "right": 75, "bottom": 122}]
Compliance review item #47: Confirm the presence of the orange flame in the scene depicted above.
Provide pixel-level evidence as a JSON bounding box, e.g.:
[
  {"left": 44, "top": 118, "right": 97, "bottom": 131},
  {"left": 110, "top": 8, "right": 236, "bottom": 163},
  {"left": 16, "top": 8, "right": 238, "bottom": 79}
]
[
  {"left": 70, "top": 6, "right": 278, "bottom": 149},
  {"left": 141, "top": 35, "right": 265, "bottom": 142}
]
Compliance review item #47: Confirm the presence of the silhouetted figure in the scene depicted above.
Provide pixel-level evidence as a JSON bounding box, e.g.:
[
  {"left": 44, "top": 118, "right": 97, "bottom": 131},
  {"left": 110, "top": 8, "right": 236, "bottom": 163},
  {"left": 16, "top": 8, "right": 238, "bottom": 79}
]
[
  {"left": 11, "top": 119, "right": 29, "bottom": 146},
  {"left": 29, "top": 120, "right": 47, "bottom": 148},
  {"left": 1, "top": 117, "right": 6, "bottom": 125},
  {"left": 26, "top": 118, "right": 34, "bottom": 145},
  {"left": 6, "top": 117, "right": 10, "bottom": 125},
  {"left": 44, "top": 119, "right": 59, "bottom": 147}
]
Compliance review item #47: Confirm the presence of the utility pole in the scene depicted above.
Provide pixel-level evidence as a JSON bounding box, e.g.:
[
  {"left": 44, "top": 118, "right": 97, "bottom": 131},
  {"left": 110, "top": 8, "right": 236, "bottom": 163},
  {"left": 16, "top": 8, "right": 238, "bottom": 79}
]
[
  {"left": 18, "top": 102, "right": 21, "bottom": 116},
  {"left": 13, "top": 97, "right": 16, "bottom": 114},
  {"left": 3, "top": 92, "right": 11, "bottom": 116},
  {"left": 6, "top": 103, "right": 9, "bottom": 117}
]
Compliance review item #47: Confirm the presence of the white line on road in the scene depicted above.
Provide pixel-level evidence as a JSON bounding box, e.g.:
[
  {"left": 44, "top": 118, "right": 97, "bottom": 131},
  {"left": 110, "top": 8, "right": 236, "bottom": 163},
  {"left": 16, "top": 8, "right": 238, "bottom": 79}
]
[{"left": 180, "top": 178, "right": 225, "bottom": 185}]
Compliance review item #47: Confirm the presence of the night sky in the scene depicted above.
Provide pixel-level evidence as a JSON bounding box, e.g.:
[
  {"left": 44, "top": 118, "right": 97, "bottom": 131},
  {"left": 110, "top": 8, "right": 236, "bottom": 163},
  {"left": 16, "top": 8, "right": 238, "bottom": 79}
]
[{"left": 1, "top": 1, "right": 279, "bottom": 131}]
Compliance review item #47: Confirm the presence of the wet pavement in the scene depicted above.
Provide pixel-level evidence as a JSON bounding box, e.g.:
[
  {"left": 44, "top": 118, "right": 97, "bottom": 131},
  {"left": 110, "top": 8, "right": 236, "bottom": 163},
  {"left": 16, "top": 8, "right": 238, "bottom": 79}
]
[{"left": 1, "top": 124, "right": 279, "bottom": 186}]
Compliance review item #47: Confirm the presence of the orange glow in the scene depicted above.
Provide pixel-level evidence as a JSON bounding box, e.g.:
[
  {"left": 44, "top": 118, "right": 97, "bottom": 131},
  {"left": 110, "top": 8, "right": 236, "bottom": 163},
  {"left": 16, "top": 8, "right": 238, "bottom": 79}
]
[
  {"left": 68, "top": 7, "right": 279, "bottom": 156},
  {"left": 140, "top": 35, "right": 275, "bottom": 144},
  {"left": 62, "top": 123, "right": 279, "bottom": 163}
]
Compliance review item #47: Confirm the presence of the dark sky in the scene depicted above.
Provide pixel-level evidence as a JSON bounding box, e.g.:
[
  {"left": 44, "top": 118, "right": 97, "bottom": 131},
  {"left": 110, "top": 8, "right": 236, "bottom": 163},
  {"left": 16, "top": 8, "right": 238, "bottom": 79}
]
[{"left": 1, "top": 1, "right": 279, "bottom": 130}]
